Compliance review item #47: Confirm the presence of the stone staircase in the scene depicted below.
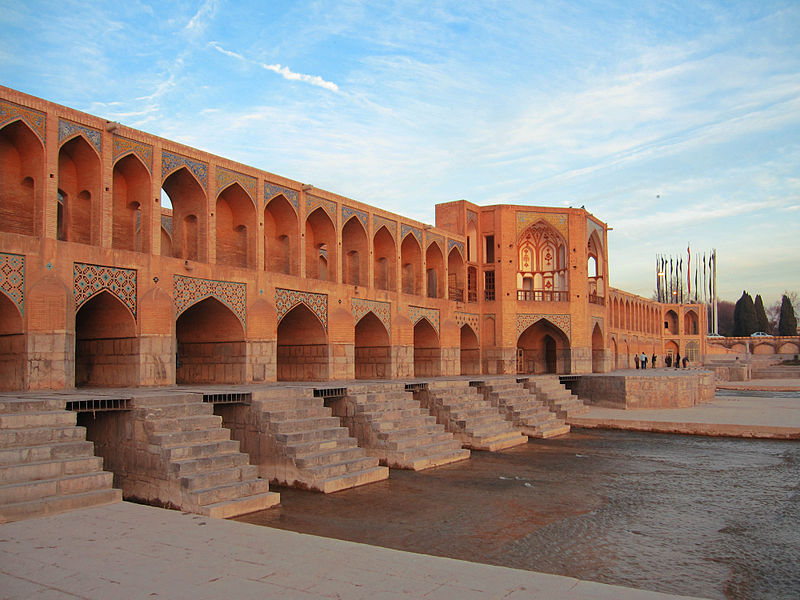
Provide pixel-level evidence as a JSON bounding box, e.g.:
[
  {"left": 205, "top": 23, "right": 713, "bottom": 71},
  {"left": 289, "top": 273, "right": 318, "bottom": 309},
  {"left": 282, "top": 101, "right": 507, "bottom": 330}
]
[
  {"left": 0, "top": 396, "right": 121, "bottom": 523},
  {"left": 523, "top": 376, "right": 590, "bottom": 420},
  {"left": 330, "top": 383, "right": 470, "bottom": 470},
  {"left": 477, "top": 378, "right": 570, "bottom": 438},
  {"left": 752, "top": 365, "right": 800, "bottom": 379},
  {"left": 414, "top": 380, "right": 528, "bottom": 451},
  {"left": 233, "top": 388, "right": 389, "bottom": 493},
  {"left": 131, "top": 394, "right": 279, "bottom": 518}
]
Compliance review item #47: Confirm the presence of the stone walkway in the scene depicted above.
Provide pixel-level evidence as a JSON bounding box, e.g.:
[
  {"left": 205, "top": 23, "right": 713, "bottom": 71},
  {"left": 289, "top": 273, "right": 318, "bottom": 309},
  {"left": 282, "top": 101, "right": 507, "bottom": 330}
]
[{"left": 0, "top": 502, "right": 707, "bottom": 600}]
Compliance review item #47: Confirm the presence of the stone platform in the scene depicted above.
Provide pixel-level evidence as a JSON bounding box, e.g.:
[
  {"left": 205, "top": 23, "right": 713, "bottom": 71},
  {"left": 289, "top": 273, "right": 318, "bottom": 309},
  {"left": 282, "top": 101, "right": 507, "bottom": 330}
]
[{"left": 571, "top": 369, "right": 715, "bottom": 409}]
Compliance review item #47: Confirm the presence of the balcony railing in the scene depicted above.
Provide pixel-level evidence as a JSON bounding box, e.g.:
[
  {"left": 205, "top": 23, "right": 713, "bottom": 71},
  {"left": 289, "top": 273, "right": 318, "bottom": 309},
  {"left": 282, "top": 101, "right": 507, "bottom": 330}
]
[
  {"left": 467, "top": 289, "right": 477, "bottom": 303},
  {"left": 517, "top": 290, "right": 569, "bottom": 302},
  {"left": 449, "top": 287, "right": 464, "bottom": 302},
  {"left": 589, "top": 293, "right": 605, "bottom": 306}
]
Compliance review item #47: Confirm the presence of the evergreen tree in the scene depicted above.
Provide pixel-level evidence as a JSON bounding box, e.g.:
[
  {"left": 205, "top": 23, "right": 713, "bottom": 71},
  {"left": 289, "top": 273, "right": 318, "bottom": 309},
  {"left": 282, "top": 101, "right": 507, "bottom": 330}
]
[
  {"left": 733, "top": 291, "right": 758, "bottom": 336},
  {"left": 779, "top": 294, "right": 798, "bottom": 336},
  {"left": 754, "top": 294, "right": 770, "bottom": 333}
]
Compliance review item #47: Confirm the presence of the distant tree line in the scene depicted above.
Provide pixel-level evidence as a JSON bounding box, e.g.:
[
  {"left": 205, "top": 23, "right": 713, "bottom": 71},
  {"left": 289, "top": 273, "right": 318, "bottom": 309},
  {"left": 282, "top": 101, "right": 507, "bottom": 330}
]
[{"left": 715, "top": 291, "right": 798, "bottom": 337}]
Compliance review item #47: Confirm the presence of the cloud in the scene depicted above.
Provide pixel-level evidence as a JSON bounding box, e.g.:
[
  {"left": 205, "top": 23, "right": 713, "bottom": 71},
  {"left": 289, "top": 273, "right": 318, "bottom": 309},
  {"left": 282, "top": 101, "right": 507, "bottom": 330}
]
[
  {"left": 259, "top": 63, "right": 340, "bottom": 92},
  {"left": 185, "top": 0, "right": 217, "bottom": 35},
  {"left": 209, "top": 41, "right": 245, "bottom": 61}
]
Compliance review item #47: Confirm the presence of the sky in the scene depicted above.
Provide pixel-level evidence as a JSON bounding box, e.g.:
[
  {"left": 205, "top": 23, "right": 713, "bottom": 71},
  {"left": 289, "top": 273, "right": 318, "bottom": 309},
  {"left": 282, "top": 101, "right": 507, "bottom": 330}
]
[{"left": 1, "top": 0, "right": 798, "bottom": 307}]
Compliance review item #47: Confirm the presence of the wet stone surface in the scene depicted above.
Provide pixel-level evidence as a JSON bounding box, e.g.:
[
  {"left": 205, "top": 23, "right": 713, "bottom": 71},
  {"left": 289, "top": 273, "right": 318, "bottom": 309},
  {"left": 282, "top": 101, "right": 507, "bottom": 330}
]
[{"left": 236, "top": 429, "right": 800, "bottom": 600}]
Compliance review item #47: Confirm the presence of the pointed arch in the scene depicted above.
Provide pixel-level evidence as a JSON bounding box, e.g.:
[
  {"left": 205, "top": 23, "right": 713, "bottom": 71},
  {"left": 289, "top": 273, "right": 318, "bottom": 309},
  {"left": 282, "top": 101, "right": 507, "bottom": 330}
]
[
  {"left": 516, "top": 220, "right": 569, "bottom": 301},
  {"left": 58, "top": 135, "right": 101, "bottom": 245},
  {"left": 447, "top": 246, "right": 465, "bottom": 302},
  {"left": 216, "top": 181, "right": 256, "bottom": 269},
  {"left": 684, "top": 309, "right": 699, "bottom": 335},
  {"left": 426, "top": 241, "right": 444, "bottom": 299},
  {"left": 277, "top": 303, "right": 329, "bottom": 381},
  {"left": 413, "top": 318, "right": 441, "bottom": 377},
  {"left": 342, "top": 215, "right": 368, "bottom": 286},
  {"left": 305, "top": 207, "right": 337, "bottom": 281},
  {"left": 517, "top": 318, "right": 570, "bottom": 374},
  {"left": 162, "top": 166, "right": 207, "bottom": 261},
  {"left": 1, "top": 119, "right": 43, "bottom": 237},
  {"left": 373, "top": 225, "right": 396, "bottom": 291},
  {"left": 354, "top": 311, "right": 391, "bottom": 379},
  {"left": 591, "top": 322, "right": 604, "bottom": 373},
  {"left": 460, "top": 323, "right": 480, "bottom": 375},
  {"left": 665, "top": 309, "right": 678, "bottom": 335},
  {"left": 112, "top": 153, "right": 151, "bottom": 252},
  {"left": 0, "top": 290, "right": 25, "bottom": 391},
  {"left": 401, "top": 233, "right": 422, "bottom": 295},
  {"left": 264, "top": 194, "right": 298, "bottom": 275}
]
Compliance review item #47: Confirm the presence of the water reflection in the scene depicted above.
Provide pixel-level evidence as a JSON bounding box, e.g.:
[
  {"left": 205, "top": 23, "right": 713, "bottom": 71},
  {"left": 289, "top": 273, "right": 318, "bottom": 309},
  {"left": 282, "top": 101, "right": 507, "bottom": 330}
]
[{"left": 236, "top": 430, "right": 800, "bottom": 600}]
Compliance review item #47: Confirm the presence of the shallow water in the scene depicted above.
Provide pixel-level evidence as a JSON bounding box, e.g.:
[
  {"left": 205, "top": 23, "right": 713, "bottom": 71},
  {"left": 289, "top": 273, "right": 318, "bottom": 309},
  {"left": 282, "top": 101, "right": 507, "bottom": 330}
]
[{"left": 236, "top": 430, "right": 800, "bottom": 599}]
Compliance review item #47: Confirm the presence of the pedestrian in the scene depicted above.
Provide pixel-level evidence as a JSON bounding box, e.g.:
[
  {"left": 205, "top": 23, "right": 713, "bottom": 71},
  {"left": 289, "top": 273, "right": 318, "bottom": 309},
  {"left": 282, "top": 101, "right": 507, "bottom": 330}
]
[
  {"left": 634, "top": 353, "right": 640, "bottom": 369},
  {"left": 682, "top": 356, "right": 688, "bottom": 368},
  {"left": 675, "top": 352, "right": 681, "bottom": 369},
  {"left": 641, "top": 352, "right": 647, "bottom": 369},
  {"left": 666, "top": 355, "right": 672, "bottom": 368},
  {"left": 652, "top": 353, "right": 657, "bottom": 368}
]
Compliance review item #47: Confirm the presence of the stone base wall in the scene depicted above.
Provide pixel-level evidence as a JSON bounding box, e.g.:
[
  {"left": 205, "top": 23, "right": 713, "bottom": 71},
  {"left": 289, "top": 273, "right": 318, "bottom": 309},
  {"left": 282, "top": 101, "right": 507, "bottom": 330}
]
[
  {"left": 355, "top": 346, "right": 391, "bottom": 379},
  {"left": 139, "top": 334, "right": 173, "bottom": 386},
  {"left": 569, "top": 346, "right": 592, "bottom": 374},
  {"left": 0, "top": 333, "right": 25, "bottom": 390},
  {"left": 393, "top": 346, "right": 413, "bottom": 378},
  {"left": 26, "top": 331, "right": 73, "bottom": 390},
  {"left": 246, "top": 339, "right": 276, "bottom": 383},
  {"left": 178, "top": 340, "right": 246, "bottom": 384},
  {"left": 277, "top": 343, "right": 329, "bottom": 381},
  {"left": 329, "top": 343, "right": 354, "bottom": 380},
  {"left": 460, "top": 348, "right": 480, "bottom": 375},
  {"left": 441, "top": 347, "right": 459, "bottom": 376},
  {"left": 574, "top": 371, "right": 716, "bottom": 409},
  {"left": 76, "top": 337, "right": 139, "bottom": 387},
  {"left": 414, "top": 347, "right": 442, "bottom": 377}
]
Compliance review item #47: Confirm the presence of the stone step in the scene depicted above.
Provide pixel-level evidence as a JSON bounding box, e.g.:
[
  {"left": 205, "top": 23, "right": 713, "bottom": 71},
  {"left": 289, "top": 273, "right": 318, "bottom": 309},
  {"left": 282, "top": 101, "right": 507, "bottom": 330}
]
[
  {"left": 313, "top": 466, "right": 390, "bottom": 494},
  {"left": 145, "top": 415, "right": 223, "bottom": 433},
  {"left": 134, "top": 402, "right": 213, "bottom": 420},
  {"left": 162, "top": 439, "right": 241, "bottom": 462},
  {"left": 150, "top": 427, "right": 231, "bottom": 447},
  {"left": 466, "top": 431, "right": 528, "bottom": 452},
  {"left": 273, "top": 427, "right": 350, "bottom": 445},
  {"left": 0, "top": 470, "right": 113, "bottom": 505},
  {"left": 268, "top": 416, "right": 342, "bottom": 434},
  {"left": 0, "top": 487, "right": 122, "bottom": 523},
  {"left": 199, "top": 491, "right": 281, "bottom": 519},
  {"left": 306, "top": 455, "right": 382, "bottom": 480},
  {"left": 0, "top": 456, "right": 104, "bottom": 485},
  {"left": 170, "top": 453, "right": 251, "bottom": 477},
  {"left": 294, "top": 446, "right": 371, "bottom": 469},
  {"left": 0, "top": 398, "right": 67, "bottom": 413},
  {"left": 385, "top": 445, "right": 470, "bottom": 470},
  {"left": 283, "top": 436, "right": 359, "bottom": 458},
  {"left": 181, "top": 464, "right": 260, "bottom": 491},
  {"left": 0, "top": 440, "right": 95, "bottom": 465},
  {"left": 379, "top": 430, "right": 455, "bottom": 451},
  {"left": 525, "top": 422, "right": 571, "bottom": 438},
  {"left": 0, "top": 425, "right": 88, "bottom": 448},
  {"left": 0, "top": 411, "right": 76, "bottom": 429},
  {"left": 131, "top": 394, "right": 202, "bottom": 407},
  {"left": 192, "top": 478, "right": 270, "bottom": 507},
  {"left": 260, "top": 406, "right": 332, "bottom": 421},
  {"left": 372, "top": 414, "right": 437, "bottom": 431}
]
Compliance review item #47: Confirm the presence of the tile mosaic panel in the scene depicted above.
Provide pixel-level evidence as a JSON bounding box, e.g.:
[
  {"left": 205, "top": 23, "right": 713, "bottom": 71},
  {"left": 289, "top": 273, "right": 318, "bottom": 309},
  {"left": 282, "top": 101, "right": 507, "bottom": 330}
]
[
  {"left": 342, "top": 205, "right": 368, "bottom": 229},
  {"left": 58, "top": 119, "right": 101, "bottom": 154},
  {"left": 516, "top": 211, "right": 569, "bottom": 241},
  {"left": 160, "top": 214, "right": 173, "bottom": 235},
  {"left": 401, "top": 224, "right": 421, "bottom": 243},
  {"left": 74, "top": 263, "right": 137, "bottom": 319},
  {"left": 467, "top": 210, "right": 478, "bottom": 225},
  {"left": 587, "top": 217, "right": 604, "bottom": 244},
  {"left": 161, "top": 150, "right": 208, "bottom": 189},
  {"left": 592, "top": 316, "right": 604, "bottom": 334},
  {"left": 447, "top": 238, "right": 465, "bottom": 257},
  {"left": 0, "top": 99, "right": 46, "bottom": 143},
  {"left": 426, "top": 232, "right": 444, "bottom": 252},
  {"left": 0, "top": 252, "right": 25, "bottom": 315},
  {"left": 516, "top": 313, "right": 571, "bottom": 341},
  {"left": 217, "top": 166, "right": 256, "bottom": 199},
  {"left": 174, "top": 275, "right": 246, "bottom": 327},
  {"left": 454, "top": 311, "right": 479, "bottom": 336},
  {"left": 265, "top": 182, "right": 299, "bottom": 212},
  {"left": 112, "top": 135, "right": 153, "bottom": 172},
  {"left": 408, "top": 305, "right": 440, "bottom": 335},
  {"left": 307, "top": 195, "right": 337, "bottom": 220},
  {"left": 275, "top": 288, "right": 328, "bottom": 331},
  {"left": 351, "top": 298, "right": 391, "bottom": 335},
  {"left": 373, "top": 215, "right": 397, "bottom": 239}
]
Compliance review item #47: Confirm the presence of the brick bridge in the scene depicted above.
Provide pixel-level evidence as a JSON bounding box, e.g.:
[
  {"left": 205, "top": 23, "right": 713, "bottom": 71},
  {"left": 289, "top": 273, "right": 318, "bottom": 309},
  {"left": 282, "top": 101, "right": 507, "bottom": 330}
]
[{"left": 706, "top": 335, "right": 800, "bottom": 355}]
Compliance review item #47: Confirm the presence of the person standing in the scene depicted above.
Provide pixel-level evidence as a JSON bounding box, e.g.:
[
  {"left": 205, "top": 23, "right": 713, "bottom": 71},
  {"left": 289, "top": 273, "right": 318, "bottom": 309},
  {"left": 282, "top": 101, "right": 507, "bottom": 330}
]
[
  {"left": 641, "top": 352, "right": 647, "bottom": 369},
  {"left": 652, "top": 353, "right": 657, "bottom": 369},
  {"left": 682, "top": 356, "right": 688, "bottom": 369},
  {"left": 675, "top": 352, "right": 681, "bottom": 369},
  {"left": 634, "top": 353, "right": 640, "bottom": 369}
]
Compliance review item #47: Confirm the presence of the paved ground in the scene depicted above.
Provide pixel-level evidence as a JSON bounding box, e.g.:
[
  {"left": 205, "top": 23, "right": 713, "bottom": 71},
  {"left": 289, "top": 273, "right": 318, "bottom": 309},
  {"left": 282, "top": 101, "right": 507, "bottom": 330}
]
[{"left": 0, "top": 502, "right": 708, "bottom": 600}]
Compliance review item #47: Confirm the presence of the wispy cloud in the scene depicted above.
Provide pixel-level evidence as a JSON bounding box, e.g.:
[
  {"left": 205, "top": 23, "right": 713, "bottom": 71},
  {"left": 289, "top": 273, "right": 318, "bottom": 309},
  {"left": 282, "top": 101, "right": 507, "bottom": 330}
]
[{"left": 185, "top": 0, "right": 218, "bottom": 35}]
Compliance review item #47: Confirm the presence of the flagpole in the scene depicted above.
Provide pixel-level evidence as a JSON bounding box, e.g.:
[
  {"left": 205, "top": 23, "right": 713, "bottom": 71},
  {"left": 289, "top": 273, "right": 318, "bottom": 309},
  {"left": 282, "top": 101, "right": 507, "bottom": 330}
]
[{"left": 712, "top": 249, "right": 718, "bottom": 334}]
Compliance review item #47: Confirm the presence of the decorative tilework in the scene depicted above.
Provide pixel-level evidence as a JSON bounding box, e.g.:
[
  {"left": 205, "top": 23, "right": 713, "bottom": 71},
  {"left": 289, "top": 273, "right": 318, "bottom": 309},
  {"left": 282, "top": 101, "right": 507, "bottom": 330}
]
[
  {"left": 373, "top": 215, "right": 397, "bottom": 238},
  {"left": 587, "top": 217, "right": 604, "bottom": 244},
  {"left": 401, "top": 224, "right": 422, "bottom": 243},
  {"left": 0, "top": 100, "right": 46, "bottom": 144},
  {"left": 217, "top": 166, "right": 256, "bottom": 199},
  {"left": 161, "top": 214, "right": 173, "bottom": 235},
  {"left": 351, "top": 298, "right": 391, "bottom": 335},
  {"left": 516, "top": 313, "right": 571, "bottom": 341},
  {"left": 591, "top": 316, "right": 604, "bottom": 335},
  {"left": 454, "top": 311, "right": 479, "bottom": 336},
  {"left": 447, "top": 238, "right": 465, "bottom": 257},
  {"left": 161, "top": 150, "right": 208, "bottom": 189},
  {"left": 516, "top": 211, "right": 569, "bottom": 241},
  {"left": 74, "top": 263, "right": 137, "bottom": 319},
  {"left": 426, "top": 232, "right": 444, "bottom": 252},
  {"left": 265, "top": 182, "right": 299, "bottom": 212},
  {"left": 0, "top": 253, "right": 25, "bottom": 315},
  {"left": 275, "top": 288, "right": 328, "bottom": 331},
  {"left": 307, "top": 195, "right": 337, "bottom": 220},
  {"left": 467, "top": 210, "right": 478, "bottom": 225},
  {"left": 408, "top": 305, "right": 440, "bottom": 335},
  {"left": 342, "top": 205, "right": 368, "bottom": 229},
  {"left": 174, "top": 275, "right": 246, "bottom": 327},
  {"left": 113, "top": 135, "right": 153, "bottom": 172},
  {"left": 58, "top": 119, "right": 101, "bottom": 154}
]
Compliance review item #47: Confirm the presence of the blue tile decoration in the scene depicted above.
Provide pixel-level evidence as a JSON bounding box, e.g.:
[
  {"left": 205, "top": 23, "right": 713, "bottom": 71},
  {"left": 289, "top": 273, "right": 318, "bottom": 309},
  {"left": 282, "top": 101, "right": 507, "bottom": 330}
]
[
  {"left": 426, "top": 231, "right": 444, "bottom": 252},
  {"left": 74, "top": 263, "right": 137, "bottom": 319},
  {"left": 408, "top": 305, "right": 440, "bottom": 335},
  {"left": 160, "top": 214, "right": 173, "bottom": 235},
  {"left": 401, "top": 224, "right": 421, "bottom": 243},
  {"left": 0, "top": 99, "right": 46, "bottom": 144},
  {"left": 351, "top": 298, "right": 391, "bottom": 335},
  {"left": 373, "top": 215, "right": 397, "bottom": 239},
  {"left": 217, "top": 166, "right": 256, "bottom": 199},
  {"left": 454, "top": 311, "right": 479, "bottom": 336},
  {"left": 516, "top": 211, "right": 568, "bottom": 241},
  {"left": 174, "top": 275, "right": 246, "bottom": 328},
  {"left": 307, "top": 194, "right": 337, "bottom": 221},
  {"left": 113, "top": 135, "right": 153, "bottom": 172},
  {"left": 516, "top": 313, "right": 571, "bottom": 341},
  {"left": 161, "top": 150, "right": 208, "bottom": 190},
  {"left": 447, "top": 238, "right": 465, "bottom": 257},
  {"left": 342, "top": 205, "right": 368, "bottom": 229},
  {"left": 467, "top": 210, "right": 478, "bottom": 225},
  {"left": 58, "top": 119, "right": 101, "bottom": 154},
  {"left": 265, "top": 182, "right": 299, "bottom": 213},
  {"left": 0, "top": 252, "right": 25, "bottom": 315},
  {"left": 275, "top": 288, "right": 328, "bottom": 331}
]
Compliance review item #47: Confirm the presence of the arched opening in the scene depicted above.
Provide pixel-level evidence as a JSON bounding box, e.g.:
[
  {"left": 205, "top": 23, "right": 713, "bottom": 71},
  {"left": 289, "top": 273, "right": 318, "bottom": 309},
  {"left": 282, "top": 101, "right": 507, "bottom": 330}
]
[
  {"left": 413, "top": 319, "right": 441, "bottom": 377},
  {"left": 401, "top": 234, "right": 422, "bottom": 295},
  {"left": 517, "top": 319, "right": 570, "bottom": 374},
  {"left": 460, "top": 324, "right": 479, "bottom": 375},
  {"left": 0, "top": 120, "right": 42, "bottom": 237},
  {"left": 0, "top": 292, "right": 25, "bottom": 390},
  {"left": 354, "top": 312, "right": 390, "bottom": 379},
  {"left": 277, "top": 304, "right": 328, "bottom": 381},
  {"left": 373, "top": 226, "right": 396, "bottom": 291},
  {"left": 216, "top": 183, "right": 256, "bottom": 269},
  {"left": 467, "top": 266, "right": 477, "bottom": 303},
  {"left": 686, "top": 341, "right": 700, "bottom": 362},
  {"left": 426, "top": 243, "right": 444, "bottom": 299},
  {"left": 684, "top": 310, "right": 699, "bottom": 335},
  {"left": 665, "top": 310, "right": 679, "bottom": 335},
  {"left": 610, "top": 337, "right": 618, "bottom": 370},
  {"left": 587, "top": 232, "right": 604, "bottom": 304},
  {"left": 176, "top": 297, "right": 245, "bottom": 384},
  {"left": 665, "top": 340, "right": 679, "bottom": 365},
  {"left": 447, "top": 247, "right": 465, "bottom": 302},
  {"left": 517, "top": 221, "right": 569, "bottom": 301},
  {"left": 466, "top": 221, "right": 477, "bottom": 262},
  {"left": 342, "top": 217, "right": 368, "bottom": 286},
  {"left": 264, "top": 195, "right": 298, "bottom": 275},
  {"left": 591, "top": 322, "right": 604, "bottom": 373},
  {"left": 162, "top": 167, "right": 206, "bottom": 261},
  {"left": 75, "top": 291, "right": 138, "bottom": 387},
  {"left": 112, "top": 154, "right": 151, "bottom": 252},
  {"left": 305, "top": 208, "right": 337, "bottom": 282},
  {"left": 58, "top": 135, "right": 101, "bottom": 245}
]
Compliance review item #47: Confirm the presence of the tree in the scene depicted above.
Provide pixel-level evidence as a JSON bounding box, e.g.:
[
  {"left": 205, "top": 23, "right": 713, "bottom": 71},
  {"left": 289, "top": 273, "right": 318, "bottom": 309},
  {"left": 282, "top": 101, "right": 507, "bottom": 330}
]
[
  {"left": 779, "top": 294, "right": 798, "bottom": 336},
  {"left": 732, "top": 291, "right": 758, "bottom": 337},
  {"left": 754, "top": 294, "right": 770, "bottom": 333},
  {"left": 714, "top": 300, "right": 736, "bottom": 336}
]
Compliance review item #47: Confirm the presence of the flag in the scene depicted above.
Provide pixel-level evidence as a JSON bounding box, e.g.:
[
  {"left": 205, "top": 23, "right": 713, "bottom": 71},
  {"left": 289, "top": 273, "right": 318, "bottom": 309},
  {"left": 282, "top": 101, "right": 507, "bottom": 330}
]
[{"left": 687, "top": 244, "right": 691, "bottom": 296}]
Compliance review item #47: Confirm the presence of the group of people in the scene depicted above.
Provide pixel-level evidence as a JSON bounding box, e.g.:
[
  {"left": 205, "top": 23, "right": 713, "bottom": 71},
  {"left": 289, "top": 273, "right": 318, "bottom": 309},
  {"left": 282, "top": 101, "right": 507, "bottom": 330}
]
[
  {"left": 634, "top": 352, "right": 689, "bottom": 369},
  {"left": 634, "top": 352, "right": 656, "bottom": 369}
]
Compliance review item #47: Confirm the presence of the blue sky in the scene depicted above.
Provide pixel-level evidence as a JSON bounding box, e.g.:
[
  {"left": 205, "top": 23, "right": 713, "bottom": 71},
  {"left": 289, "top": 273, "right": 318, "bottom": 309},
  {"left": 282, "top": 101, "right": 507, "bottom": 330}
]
[{"left": 2, "top": 1, "right": 798, "bottom": 306}]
